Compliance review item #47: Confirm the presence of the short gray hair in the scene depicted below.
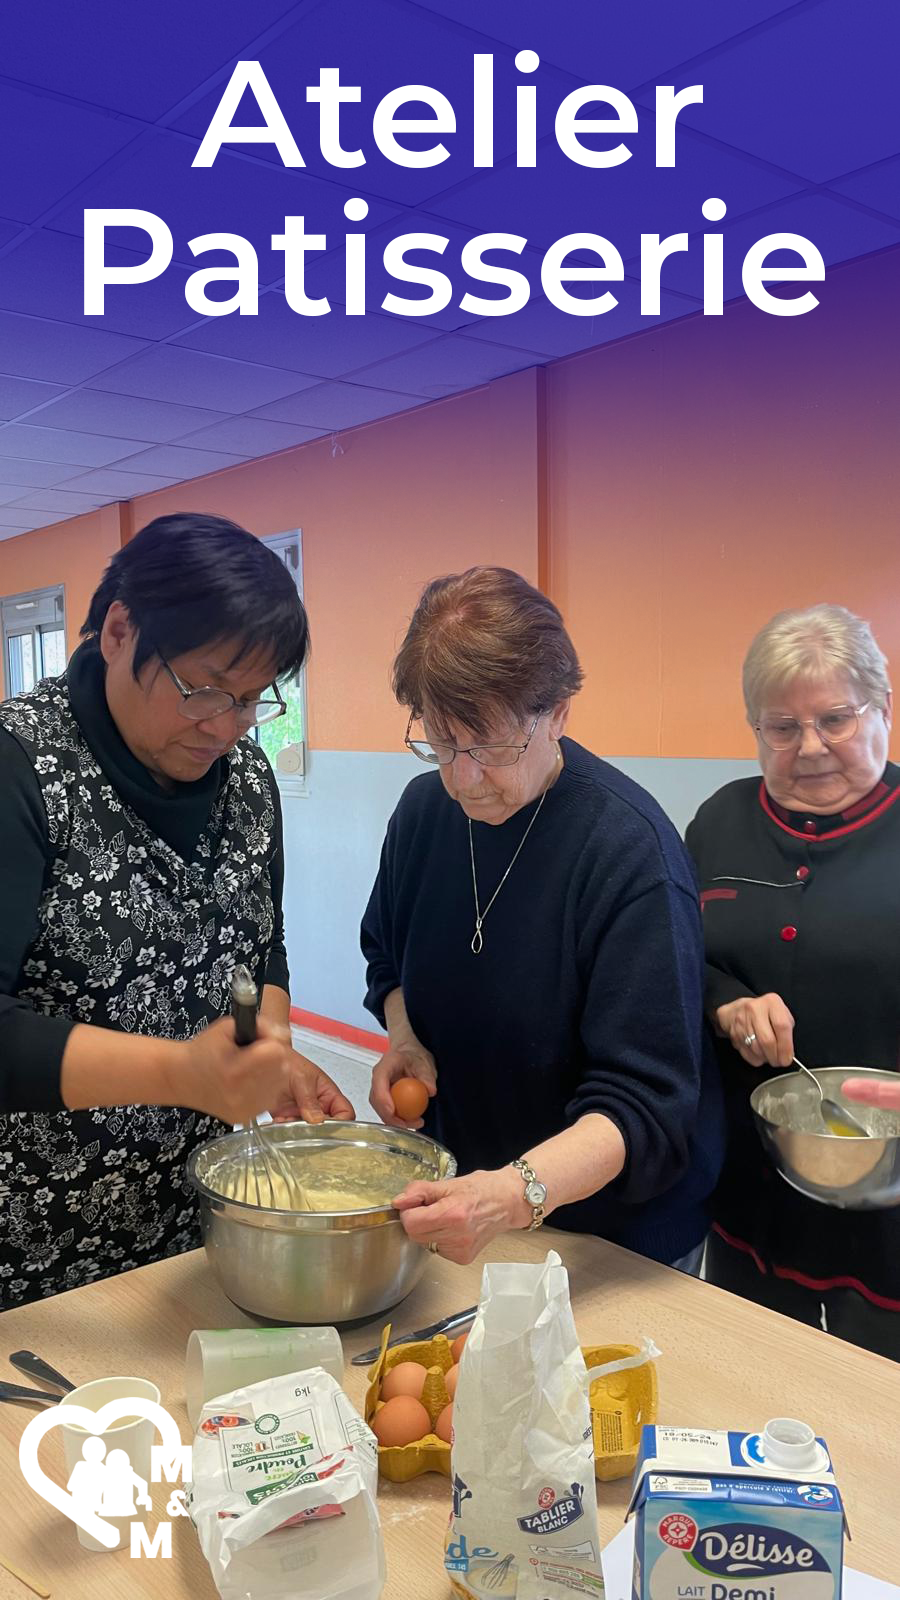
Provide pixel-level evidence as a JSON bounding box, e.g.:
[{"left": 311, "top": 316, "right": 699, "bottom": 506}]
[{"left": 742, "top": 603, "right": 891, "bottom": 722}]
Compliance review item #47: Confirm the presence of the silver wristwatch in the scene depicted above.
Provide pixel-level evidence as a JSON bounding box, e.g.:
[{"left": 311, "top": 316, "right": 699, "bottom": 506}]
[{"left": 511, "top": 1158, "right": 547, "bottom": 1230}]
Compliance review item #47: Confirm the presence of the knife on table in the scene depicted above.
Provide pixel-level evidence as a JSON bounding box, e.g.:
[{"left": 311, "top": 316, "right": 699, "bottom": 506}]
[{"left": 351, "top": 1306, "right": 477, "bottom": 1367}]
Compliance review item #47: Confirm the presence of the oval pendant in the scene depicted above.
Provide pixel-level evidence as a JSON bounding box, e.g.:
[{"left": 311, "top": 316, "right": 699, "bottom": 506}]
[{"left": 471, "top": 923, "right": 483, "bottom": 955}]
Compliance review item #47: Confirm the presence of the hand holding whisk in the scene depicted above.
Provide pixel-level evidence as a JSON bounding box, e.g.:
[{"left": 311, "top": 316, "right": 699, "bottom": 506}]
[{"left": 231, "top": 966, "right": 311, "bottom": 1210}]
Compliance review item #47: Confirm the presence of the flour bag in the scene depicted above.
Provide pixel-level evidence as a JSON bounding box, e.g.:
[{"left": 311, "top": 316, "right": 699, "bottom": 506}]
[{"left": 445, "top": 1251, "right": 605, "bottom": 1600}]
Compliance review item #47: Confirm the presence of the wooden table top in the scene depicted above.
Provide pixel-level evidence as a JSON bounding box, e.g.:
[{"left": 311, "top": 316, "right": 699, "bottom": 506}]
[{"left": 0, "top": 1229, "right": 896, "bottom": 1597}]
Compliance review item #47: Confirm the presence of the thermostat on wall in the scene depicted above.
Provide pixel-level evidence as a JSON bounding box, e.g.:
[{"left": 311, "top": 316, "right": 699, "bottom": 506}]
[{"left": 276, "top": 742, "right": 305, "bottom": 777}]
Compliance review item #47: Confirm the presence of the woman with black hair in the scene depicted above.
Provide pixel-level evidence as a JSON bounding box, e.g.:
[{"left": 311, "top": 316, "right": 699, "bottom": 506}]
[{"left": 0, "top": 513, "right": 354, "bottom": 1309}]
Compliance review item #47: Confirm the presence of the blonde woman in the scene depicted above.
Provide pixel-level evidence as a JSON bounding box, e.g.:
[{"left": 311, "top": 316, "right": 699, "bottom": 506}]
[{"left": 686, "top": 604, "right": 899, "bottom": 1359}]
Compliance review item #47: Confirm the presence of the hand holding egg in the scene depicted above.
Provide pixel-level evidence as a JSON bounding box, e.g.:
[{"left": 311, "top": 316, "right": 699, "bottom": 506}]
[{"left": 369, "top": 1043, "right": 437, "bottom": 1129}]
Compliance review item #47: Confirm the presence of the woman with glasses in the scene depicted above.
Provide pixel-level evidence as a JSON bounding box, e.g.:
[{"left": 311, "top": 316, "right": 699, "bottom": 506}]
[
  {"left": 361, "top": 567, "right": 724, "bottom": 1272},
  {"left": 0, "top": 513, "right": 353, "bottom": 1308},
  {"left": 686, "top": 603, "right": 899, "bottom": 1358}
]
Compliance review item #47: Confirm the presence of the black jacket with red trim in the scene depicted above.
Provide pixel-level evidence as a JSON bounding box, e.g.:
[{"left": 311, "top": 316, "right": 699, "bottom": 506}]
[{"left": 685, "top": 764, "right": 900, "bottom": 1311}]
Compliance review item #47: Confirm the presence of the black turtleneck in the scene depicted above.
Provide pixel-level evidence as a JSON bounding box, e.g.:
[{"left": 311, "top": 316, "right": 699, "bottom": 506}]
[{"left": 0, "top": 645, "right": 289, "bottom": 1106}]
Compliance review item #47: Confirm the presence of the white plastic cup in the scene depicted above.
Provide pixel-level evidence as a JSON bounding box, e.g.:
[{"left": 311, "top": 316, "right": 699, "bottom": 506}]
[
  {"left": 185, "top": 1326, "right": 344, "bottom": 1428},
  {"left": 58, "top": 1376, "right": 161, "bottom": 1553}
]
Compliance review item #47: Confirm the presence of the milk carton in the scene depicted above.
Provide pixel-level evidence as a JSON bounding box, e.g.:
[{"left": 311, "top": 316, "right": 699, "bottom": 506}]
[{"left": 627, "top": 1420, "right": 846, "bottom": 1600}]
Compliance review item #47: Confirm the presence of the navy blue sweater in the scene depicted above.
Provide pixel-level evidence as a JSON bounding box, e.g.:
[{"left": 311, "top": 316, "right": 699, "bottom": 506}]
[{"left": 361, "top": 738, "right": 724, "bottom": 1265}]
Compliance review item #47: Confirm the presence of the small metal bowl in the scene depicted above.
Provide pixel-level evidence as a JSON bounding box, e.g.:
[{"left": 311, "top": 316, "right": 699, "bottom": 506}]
[
  {"left": 188, "top": 1120, "right": 456, "bottom": 1325},
  {"left": 751, "top": 1066, "right": 900, "bottom": 1209}
]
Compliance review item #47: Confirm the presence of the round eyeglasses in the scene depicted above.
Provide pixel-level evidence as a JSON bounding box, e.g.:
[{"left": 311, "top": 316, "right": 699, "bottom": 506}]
[
  {"left": 756, "top": 702, "right": 870, "bottom": 751},
  {"left": 160, "top": 657, "right": 286, "bottom": 727},
  {"left": 405, "top": 713, "right": 541, "bottom": 768}
]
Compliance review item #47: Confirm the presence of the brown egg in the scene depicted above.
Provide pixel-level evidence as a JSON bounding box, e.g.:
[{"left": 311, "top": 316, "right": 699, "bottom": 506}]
[
  {"left": 381, "top": 1361, "right": 427, "bottom": 1401},
  {"left": 435, "top": 1402, "right": 453, "bottom": 1443},
  {"left": 391, "top": 1077, "right": 430, "bottom": 1120},
  {"left": 445, "top": 1363, "right": 459, "bottom": 1400},
  {"left": 450, "top": 1331, "right": 469, "bottom": 1363},
  {"left": 371, "top": 1395, "right": 431, "bottom": 1448}
]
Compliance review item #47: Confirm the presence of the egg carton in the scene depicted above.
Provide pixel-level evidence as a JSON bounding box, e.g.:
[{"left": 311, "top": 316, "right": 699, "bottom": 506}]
[
  {"left": 364, "top": 1328, "right": 658, "bottom": 1483},
  {"left": 363, "top": 1323, "right": 455, "bottom": 1481}
]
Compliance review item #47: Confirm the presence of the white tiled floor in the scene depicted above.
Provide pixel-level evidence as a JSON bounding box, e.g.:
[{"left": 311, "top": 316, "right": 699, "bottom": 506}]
[{"left": 291, "top": 1026, "right": 379, "bottom": 1122}]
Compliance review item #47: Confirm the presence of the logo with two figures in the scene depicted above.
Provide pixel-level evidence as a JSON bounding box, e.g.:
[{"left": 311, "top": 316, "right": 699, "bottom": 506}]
[{"left": 19, "top": 1397, "right": 192, "bottom": 1558}]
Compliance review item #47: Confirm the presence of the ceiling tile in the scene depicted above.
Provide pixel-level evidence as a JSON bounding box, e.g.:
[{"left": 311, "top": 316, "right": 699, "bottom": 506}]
[
  {"left": 8, "top": 489, "right": 107, "bottom": 514},
  {"left": 655, "top": 193, "right": 900, "bottom": 304},
  {"left": 430, "top": 124, "right": 801, "bottom": 252},
  {"left": 0, "top": 217, "right": 25, "bottom": 250},
  {"left": 87, "top": 346, "right": 320, "bottom": 412},
  {"left": 251, "top": 381, "right": 426, "bottom": 430},
  {"left": 61, "top": 466, "right": 181, "bottom": 497},
  {"left": 406, "top": 0, "right": 797, "bottom": 87},
  {"left": 0, "top": 458, "right": 85, "bottom": 488},
  {"left": 829, "top": 157, "right": 900, "bottom": 226},
  {"left": 0, "top": 87, "right": 139, "bottom": 224},
  {"left": 666, "top": 0, "right": 900, "bottom": 183},
  {"left": 0, "top": 229, "right": 198, "bottom": 339},
  {"left": 346, "top": 331, "right": 540, "bottom": 396},
  {"left": 112, "top": 443, "right": 248, "bottom": 477},
  {"left": 0, "top": 2, "right": 305, "bottom": 121},
  {"left": 50, "top": 128, "right": 400, "bottom": 267},
  {"left": 0, "top": 423, "right": 144, "bottom": 467},
  {"left": 176, "top": 293, "right": 436, "bottom": 377},
  {"left": 0, "top": 375, "right": 67, "bottom": 421},
  {"left": 461, "top": 280, "right": 701, "bottom": 357},
  {"left": 178, "top": 416, "right": 325, "bottom": 454},
  {"left": 0, "top": 310, "right": 147, "bottom": 385},
  {"left": 32, "top": 390, "right": 230, "bottom": 442}
]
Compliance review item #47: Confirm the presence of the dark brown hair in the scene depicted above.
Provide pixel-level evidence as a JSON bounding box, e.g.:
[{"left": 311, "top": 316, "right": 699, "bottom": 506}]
[{"left": 392, "top": 567, "right": 583, "bottom": 739}]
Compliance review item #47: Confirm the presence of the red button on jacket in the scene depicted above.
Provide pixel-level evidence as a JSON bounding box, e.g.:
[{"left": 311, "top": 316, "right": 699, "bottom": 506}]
[
  {"left": 781, "top": 925, "right": 798, "bottom": 941},
  {"left": 796, "top": 866, "right": 810, "bottom": 880}
]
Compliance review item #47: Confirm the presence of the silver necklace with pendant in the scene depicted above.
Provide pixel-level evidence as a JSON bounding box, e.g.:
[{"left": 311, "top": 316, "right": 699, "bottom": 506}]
[{"left": 468, "top": 783, "right": 550, "bottom": 954}]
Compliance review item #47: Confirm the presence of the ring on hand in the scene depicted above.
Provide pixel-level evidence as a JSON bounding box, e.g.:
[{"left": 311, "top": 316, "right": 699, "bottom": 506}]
[
  {"left": 427, "top": 1241, "right": 440, "bottom": 1255},
  {"left": 743, "top": 1033, "right": 757, "bottom": 1048}
]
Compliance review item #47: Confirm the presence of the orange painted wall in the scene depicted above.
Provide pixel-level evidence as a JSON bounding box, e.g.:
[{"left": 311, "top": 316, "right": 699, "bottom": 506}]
[
  {"left": 548, "top": 247, "right": 900, "bottom": 759},
  {"left": 0, "top": 503, "right": 124, "bottom": 654}
]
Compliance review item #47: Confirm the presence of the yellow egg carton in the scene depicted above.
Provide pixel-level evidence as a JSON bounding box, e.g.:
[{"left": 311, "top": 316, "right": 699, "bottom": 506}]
[
  {"left": 364, "top": 1326, "right": 658, "bottom": 1484},
  {"left": 584, "top": 1341, "right": 659, "bottom": 1481},
  {"left": 363, "top": 1323, "right": 455, "bottom": 1481}
]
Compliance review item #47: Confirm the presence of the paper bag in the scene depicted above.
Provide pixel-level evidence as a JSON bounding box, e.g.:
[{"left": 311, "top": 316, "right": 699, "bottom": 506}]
[
  {"left": 445, "top": 1250, "right": 605, "bottom": 1600},
  {"left": 188, "top": 1366, "right": 385, "bottom": 1600}
]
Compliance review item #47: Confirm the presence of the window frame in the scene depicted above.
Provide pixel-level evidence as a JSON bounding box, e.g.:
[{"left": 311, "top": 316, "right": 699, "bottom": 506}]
[
  {"left": 2, "top": 584, "right": 66, "bottom": 700},
  {"left": 254, "top": 530, "right": 309, "bottom": 798}
]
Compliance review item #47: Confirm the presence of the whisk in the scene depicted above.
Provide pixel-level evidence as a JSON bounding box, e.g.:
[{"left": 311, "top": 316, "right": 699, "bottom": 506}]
[
  {"left": 231, "top": 965, "right": 311, "bottom": 1210},
  {"left": 479, "top": 1553, "right": 515, "bottom": 1592}
]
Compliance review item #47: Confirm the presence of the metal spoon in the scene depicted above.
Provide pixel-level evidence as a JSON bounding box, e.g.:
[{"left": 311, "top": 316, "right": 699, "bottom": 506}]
[
  {"left": 793, "top": 1058, "right": 870, "bottom": 1137},
  {"left": 9, "top": 1350, "right": 76, "bottom": 1392},
  {"left": 0, "top": 1381, "right": 61, "bottom": 1407}
]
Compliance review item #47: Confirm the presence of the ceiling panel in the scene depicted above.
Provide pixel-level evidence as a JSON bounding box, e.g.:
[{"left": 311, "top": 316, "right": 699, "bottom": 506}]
[
  {"left": 830, "top": 157, "right": 900, "bottom": 226},
  {"left": 461, "top": 279, "right": 702, "bottom": 357},
  {"left": 0, "top": 86, "right": 140, "bottom": 224},
  {"left": 112, "top": 443, "right": 249, "bottom": 477},
  {"left": 0, "top": 375, "right": 67, "bottom": 421},
  {"left": 250, "top": 381, "right": 425, "bottom": 429},
  {"left": 0, "top": 507, "right": 69, "bottom": 531},
  {"left": 0, "top": 229, "right": 198, "bottom": 340},
  {"left": 0, "top": 423, "right": 146, "bottom": 467},
  {"left": 31, "top": 390, "right": 230, "bottom": 442},
  {"left": 0, "top": 1, "right": 306, "bottom": 121},
  {"left": 176, "top": 292, "right": 437, "bottom": 376},
  {"left": 406, "top": 0, "right": 797, "bottom": 87},
  {"left": 0, "top": 458, "right": 87, "bottom": 488},
  {"left": 59, "top": 466, "right": 181, "bottom": 497},
  {"left": 0, "top": 310, "right": 147, "bottom": 385},
  {"left": 86, "top": 346, "right": 321, "bottom": 411},
  {"left": 177, "top": 415, "right": 326, "bottom": 454},
  {"left": 50, "top": 128, "right": 401, "bottom": 267},
  {"left": 8, "top": 489, "right": 108, "bottom": 514},
  {"left": 667, "top": 0, "right": 900, "bottom": 183},
  {"left": 345, "top": 330, "right": 541, "bottom": 396}
]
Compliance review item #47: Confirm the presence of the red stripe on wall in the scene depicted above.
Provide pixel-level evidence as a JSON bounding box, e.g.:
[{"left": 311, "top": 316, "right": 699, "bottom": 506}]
[{"left": 290, "top": 1006, "right": 387, "bottom": 1055}]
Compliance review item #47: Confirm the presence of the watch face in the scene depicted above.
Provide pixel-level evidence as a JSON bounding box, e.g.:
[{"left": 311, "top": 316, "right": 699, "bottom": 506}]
[{"left": 525, "top": 1180, "right": 547, "bottom": 1206}]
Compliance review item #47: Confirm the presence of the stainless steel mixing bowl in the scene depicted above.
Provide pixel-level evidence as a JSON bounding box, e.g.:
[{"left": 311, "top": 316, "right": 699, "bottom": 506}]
[
  {"left": 188, "top": 1120, "right": 456, "bottom": 1325},
  {"left": 751, "top": 1066, "right": 900, "bottom": 1209}
]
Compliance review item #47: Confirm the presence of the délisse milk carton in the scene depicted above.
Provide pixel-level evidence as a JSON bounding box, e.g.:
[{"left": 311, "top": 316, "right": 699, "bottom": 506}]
[{"left": 627, "top": 1419, "right": 846, "bottom": 1600}]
